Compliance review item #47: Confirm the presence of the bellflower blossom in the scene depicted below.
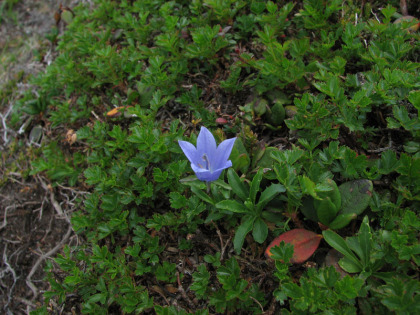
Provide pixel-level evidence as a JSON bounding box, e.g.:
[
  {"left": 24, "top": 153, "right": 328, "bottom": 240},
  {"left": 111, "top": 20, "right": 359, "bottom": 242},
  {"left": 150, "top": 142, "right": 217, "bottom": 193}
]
[{"left": 178, "top": 127, "right": 236, "bottom": 182}]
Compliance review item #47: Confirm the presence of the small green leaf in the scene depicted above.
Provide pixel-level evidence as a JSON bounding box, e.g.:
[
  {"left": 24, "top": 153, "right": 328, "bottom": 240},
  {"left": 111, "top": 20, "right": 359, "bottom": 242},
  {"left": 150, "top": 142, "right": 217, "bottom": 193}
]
[
  {"left": 230, "top": 138, "right": 250, "bottom": 173},
  {"left": 234, "top": 216, "right": 255, "bottom": 254},
  {"left": 338, "top": 179, "right": 373, "bottom": 216},
  {"left": 227, "top": 168, "right": 249, "bottom": 201},
  {"left": 266, "top": 102, "right": 285, "bottom": 126},
  {"left": 88, "top": 293, "right": 107, "bottom": 304},
  {"left": 379, "top": 150, "right": 399, "bottom": 174},
  {"left": 271, "top": 148, "right": 304, "bottom": 165},
  {"left": 327, "top": 213, "right": 357, "bottom": 230},
  {"left": 299, "top": 175, "right": 317, "bottom": 198},
  {"left": 256, "top": 183, "right": 285, "bottom": 212},
  {"left": 216, "top": 200, "right": 249, "bottom": 214},
  {"left": 191, "top": 186, "right": 215, "bottom": 205},
  {"left": 315, "top": 197, "right": 339, "bottom": 226},
  {"left": 268, "top": 241, "right": 294, "bottom": 263},
  {"left": 249, "top": 168, "right": 263, "bottom": 205},
  {"left": 169, "top": 192, "right": 187, "bottom": 209},
  {"left": 153, "top": 168, "right": 168, "bottom": 182},
  {"left": 253, "top": 218, "right": 268, "bottom": 244},
  {"left": 338, "top": 257, "right": 363, "bottom": 273},
  {"left": 357, "top": 216, "right": 372, "bottom": 266},
  {"left": 300, "top": 197, "right": 319, "bottom": 222},
  {"left": 323, "top": 230, "right": 363, "bottom": 272},
  {"left": 335, "top": 276, "right": 364, "bottom": 299},
  {"left": 408, "top": 90, "right": 420, "bottom": 110}
]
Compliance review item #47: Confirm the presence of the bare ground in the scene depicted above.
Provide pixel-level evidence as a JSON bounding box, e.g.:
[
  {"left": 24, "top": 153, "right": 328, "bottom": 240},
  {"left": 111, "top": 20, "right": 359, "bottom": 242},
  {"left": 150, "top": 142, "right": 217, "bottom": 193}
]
[{"left": 0, "top": 1, "right": 77, "bottom": 313}]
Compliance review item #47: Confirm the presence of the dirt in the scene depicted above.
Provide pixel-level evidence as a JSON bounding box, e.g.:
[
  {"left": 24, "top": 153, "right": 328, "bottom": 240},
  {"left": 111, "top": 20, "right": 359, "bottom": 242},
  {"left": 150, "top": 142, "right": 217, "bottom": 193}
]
[{"left": 0, "top": 1, "right": 76, "bottom": 313}]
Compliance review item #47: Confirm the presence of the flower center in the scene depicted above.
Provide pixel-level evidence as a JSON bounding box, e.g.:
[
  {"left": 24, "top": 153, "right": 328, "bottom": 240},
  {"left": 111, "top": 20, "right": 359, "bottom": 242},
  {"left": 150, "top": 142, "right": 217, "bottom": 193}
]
[{"left": 198, "top": 154, "right": 211, "bottom": 171}]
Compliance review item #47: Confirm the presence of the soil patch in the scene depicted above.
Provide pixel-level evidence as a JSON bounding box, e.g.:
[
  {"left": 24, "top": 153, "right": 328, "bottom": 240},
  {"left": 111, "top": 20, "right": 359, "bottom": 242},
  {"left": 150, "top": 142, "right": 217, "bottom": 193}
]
[{"left": 1, "top": 0, "right": 76, "bottom": 313}]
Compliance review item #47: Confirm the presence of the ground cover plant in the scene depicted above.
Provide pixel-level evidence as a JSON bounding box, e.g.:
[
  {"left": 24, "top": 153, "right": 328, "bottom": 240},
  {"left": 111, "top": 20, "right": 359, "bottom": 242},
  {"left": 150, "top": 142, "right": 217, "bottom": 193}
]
[{"left": 1, "top": 0, "right": 419, "bottom": 313}]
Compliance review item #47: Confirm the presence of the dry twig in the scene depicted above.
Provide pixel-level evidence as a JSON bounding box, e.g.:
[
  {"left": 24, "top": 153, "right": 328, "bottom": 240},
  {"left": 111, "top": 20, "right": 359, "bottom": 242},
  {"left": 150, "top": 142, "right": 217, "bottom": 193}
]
[
  {"left": 0, "top": 205, "right": 14, "bottom": 231},
  {"left": 26, "top": 225, "right": 72, "bottom": 299},
  {"left": 0, "top": 102, "right": 14, "bottom": 147},
  {"left": 1, "top": 245, "right": 18, "bottom": 312},
  {"left": 37, "top": 175, "right": 64, "bottom": 217}
]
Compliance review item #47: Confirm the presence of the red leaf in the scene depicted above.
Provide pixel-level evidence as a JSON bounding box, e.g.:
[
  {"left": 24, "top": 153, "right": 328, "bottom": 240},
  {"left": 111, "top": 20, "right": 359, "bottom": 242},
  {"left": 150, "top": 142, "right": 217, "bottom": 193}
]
[{"left": 265, "top": 229, "right": 322, "bottom": 264}]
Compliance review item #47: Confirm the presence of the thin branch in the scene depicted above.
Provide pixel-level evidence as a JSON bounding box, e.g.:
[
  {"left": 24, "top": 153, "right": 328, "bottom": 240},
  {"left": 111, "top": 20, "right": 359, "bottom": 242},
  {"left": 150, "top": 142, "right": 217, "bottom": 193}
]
[
  {"left": 37, "top": 176, "right": 64, "bottom": 216},
  {"left": 212, "top": 221, "right": 225, "bottom": 260},
  {"left": 26, "top": 225, "right": 72, "bottom": 299},
  {"left": 250, "top": 295, "right": 264, "bottom": 313},
  {"left": 1, "top": 245, "right": 18, "bottom": 311},
  {"left": 91, "top": 110, "right": 103, "bottom": 122},
  {"left": 0, "top": 102, "right": 13, "bottom": 147},
  {"left": 371, "top": 9, "right": 381, "bottom": 23},
  {"left": 367, "top": 132, "right": 393, "bottom": 153},
  {"left": 0, "top": 205, "right": 14, "bottom": 230}
]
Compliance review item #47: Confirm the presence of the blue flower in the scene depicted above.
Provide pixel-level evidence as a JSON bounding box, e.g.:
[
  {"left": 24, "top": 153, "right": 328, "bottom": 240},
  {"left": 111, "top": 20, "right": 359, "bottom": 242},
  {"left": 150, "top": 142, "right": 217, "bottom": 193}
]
[{"left": 179, "top": 127, "right": 236, "bottom": 182}]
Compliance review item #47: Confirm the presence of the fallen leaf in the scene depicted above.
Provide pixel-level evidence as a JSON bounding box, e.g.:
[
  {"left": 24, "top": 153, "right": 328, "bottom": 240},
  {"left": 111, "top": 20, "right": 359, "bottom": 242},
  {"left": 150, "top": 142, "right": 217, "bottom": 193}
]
[{"left": 265, "top": 229, "right": 322, "bottom": 264}]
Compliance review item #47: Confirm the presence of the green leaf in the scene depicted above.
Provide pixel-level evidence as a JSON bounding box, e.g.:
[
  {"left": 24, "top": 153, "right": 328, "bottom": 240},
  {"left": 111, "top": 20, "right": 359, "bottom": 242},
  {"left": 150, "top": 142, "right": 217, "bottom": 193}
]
[
  {"left": 252, "top": 218, "right": 268, "bottom": 244},
  {"left": 88, "top": 293, "right": 107, "bottom": 304},
  {"left": 268, "top": 241, "right": 294, "bottom": 263},
  {"left": 408, "top": 90, "right": 420, "bottom": 110},
  {"left": 169, "top": 192, "right": 187, "bottom": 209},
  {"left": 266, "top": 102, "right": 285, "bottom": 126},
  {"left": 389, "top": 106, "right": 420, "bottom": 131},
  {"left": 317, "top": 179, "right": 341, "bottom": 207},
  {"left": 225, "top": 279, "right": 248, "bottom": 301},
  {"left": 249, "top": 168, "right": 263, "bottom": 205},
  {"left": 282, "top": 282, "right": 302, "bottom": 299},
  {"left": 256, "top": 183, "right": 285, "bottom": 212},
  {"left": 338, "top": 179, "right": 373, "bottom": 216},
  {"left": 212, "top": 179, "right": 232, "bottom": 191},
  {"left": 230, "top": 138, "right": 250, "bottom": 173},
  {"left": 322, "top": 230, "right": 363, "bottom": 272},
  {"left": 271, "top": 148, "right": 304, "bottom": 165},
  {"left": 153, "top": 168, "right": 168, "bottom": 182},
  {"left": 357, "top": 216, "right": 372, "bottom": 266},
  {"left": 191, "top": 186, "right": 215, "bottom": 205},
  {"left": 327, "top": 213, "right": 357, "bottom": 230},
  {"left": 315, "top": 197, "right": 339, "bottom": 226},
  {"left": 253, "top": 146, "right": 277, "bottom": 169},
  {"left": 299, "top": 175, "right": 317, "bottom": 198},
  {"left": 233, "top": 216, "right": 255, "bottom": 254},
  {"left": 227, "top": 168, "right": 249, "bottom": 201},
  {"left": 300, "top": 197, "right": 319, "bottom": 222},
  {"left": 216, "top": 200, "right": 249, "bottom": 214},
  {"left": 345, "top": 236, "right": 364, "bottom": 264},
  {"left": 338, "top": 257, "right": 363, "bottom": 273},
  {"left": 335, "top": 276, "right": 364, "bottom": 299},
  {"left": 381, "top": 4, "right": 396, "bottom": 22},
  {"left": 379, "top": 150, "right": 400, "bottom": 174}
]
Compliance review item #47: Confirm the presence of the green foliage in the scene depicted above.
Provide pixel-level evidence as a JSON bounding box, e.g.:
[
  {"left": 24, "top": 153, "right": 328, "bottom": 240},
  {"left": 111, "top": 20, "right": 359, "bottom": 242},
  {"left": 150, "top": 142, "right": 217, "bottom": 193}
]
[
  {"left": 14, "top": 0, "right": 419, "bottom": 313},
  {"left": 323, "top": 217, "right": 385, "bottom": 277},
  {"left": 282, "top": 267, "right": 364, "bottom": 313},
  {"left": 216, "top": 168, "right": 285, "bottom": 253},
  {"left": 301, "top": 178, "right": 373, "bottom": 229}
]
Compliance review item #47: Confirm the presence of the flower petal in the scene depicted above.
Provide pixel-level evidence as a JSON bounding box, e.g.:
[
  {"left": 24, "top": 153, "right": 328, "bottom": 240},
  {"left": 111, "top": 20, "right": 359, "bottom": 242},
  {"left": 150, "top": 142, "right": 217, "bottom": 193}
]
[
  {"left": 178, "top": 140, "right": 197, "bottom": 164},
  {"left": 212, "top": 160, "right": 232, "bottom": 173},
  {"left": 196, "top": 127, "right": 217, "bottom": 159},
  {"left": 191, "top": 161, "right": 232, "bottom": 182},
  {"left": 191, "top": 164, "right": 220, "bottom": 181},
  {"left": 214, "top": 137, "right": 236, "bottom": 169}
]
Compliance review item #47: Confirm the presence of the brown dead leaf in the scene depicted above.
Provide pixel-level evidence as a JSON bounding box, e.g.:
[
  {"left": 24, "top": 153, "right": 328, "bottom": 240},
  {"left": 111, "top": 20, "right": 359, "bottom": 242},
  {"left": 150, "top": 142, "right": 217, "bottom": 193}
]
[{"left": 66, "top": 129, "right": 77, "bottom": 145}]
